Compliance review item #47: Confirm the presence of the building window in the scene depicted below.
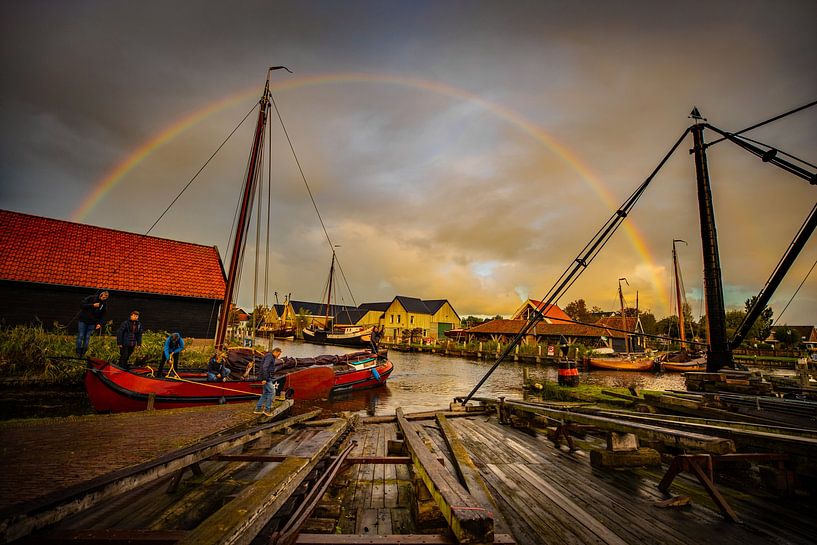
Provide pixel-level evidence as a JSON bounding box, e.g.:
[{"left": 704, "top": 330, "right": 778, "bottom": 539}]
[
  {"left": 390, "top": 315, "right": 394, "bottom": 324},
  {"left": 410, "top": 316, "right": 414, "bottom": 325},
  {"left": 397, "top": 315, "right": 401, "bottom": 324}
]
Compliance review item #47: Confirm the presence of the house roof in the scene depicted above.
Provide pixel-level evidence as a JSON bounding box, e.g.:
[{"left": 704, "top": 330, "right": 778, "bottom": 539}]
[
  {"left": 0, "top": 210, "right": 225, "bottom": 300},
  {"left": 334, "top": 308, "right": 369, "bottom": 325},
  {"left": 359, "top": 302, "right": 391, "bottom": 312},
  {"left": 512, "top": 300, "right": 573, "bottom": 323},
  {"left": 594, "top": 315, "right": 641, "bottom": 335},
  {"left": 423, "top": 299, "right": 448, "bottom": 314},
  {"left": 465, "top": 319, "right": 614, "bottom": 338},
  {"left": 288, "top": 300, "right": 356, "bottom": 317},
  {"left": 394, "top": 296, "right": 431, "bottom": 314}
]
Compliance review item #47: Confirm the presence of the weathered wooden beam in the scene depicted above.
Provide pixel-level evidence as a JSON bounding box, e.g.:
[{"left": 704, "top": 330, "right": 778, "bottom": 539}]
[
  {"left": 436, "top": 414, "right": 509, "bottom": 535},
  {"left": 177, "top": 418, "right": 348, "bottom": 545},
  {"left": 503, "top": 400, "right": 735, "bottom": 454},
  {"left": 294, "top": 534, "right": 516, "bottom": 544},
  {"left": 588, "top": 409, "right": 817, "bottom": 457},
  {"left": 23, "top": 528, "right": 188, "bottom": 544},
  {"left": 395, "top": 408, "right": 493, "bottom": 544},
  {"left": 362, "top": 409, "right": 488, "bottom": 425},
  {"left": 210, "top": 454, "right": 290, "bottom": 463},
  {"left": 0, "top": 400, "right": 303, "bottom": 543}
]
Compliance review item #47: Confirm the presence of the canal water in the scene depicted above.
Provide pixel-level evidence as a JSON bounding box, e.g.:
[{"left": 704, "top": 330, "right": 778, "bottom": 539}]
[
  {"left": 270, "top": 339, "right": 687, "bottom": 417},
  {"left": 0, "top": 340, "right": 687, "bottom": 420}
]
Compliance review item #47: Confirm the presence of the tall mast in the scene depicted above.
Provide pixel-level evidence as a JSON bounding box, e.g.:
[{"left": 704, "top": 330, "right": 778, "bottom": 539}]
[
  {"left": 672, "top": 239, "right": 688, "bottom": 348},
  {"left": 618, "top": 277, "right": 630, "bottom": 356},
  {"left": 323, "top": 252, "right": 336, "bottom": 330},
  {"left": 215, "top": 68, "right": 290, "bottom": 348}
]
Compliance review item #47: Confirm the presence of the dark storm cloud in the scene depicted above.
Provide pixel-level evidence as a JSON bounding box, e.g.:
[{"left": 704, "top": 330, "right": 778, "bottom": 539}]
[{"left": 1, "top": 0, "right": 815, "bottom": 321}]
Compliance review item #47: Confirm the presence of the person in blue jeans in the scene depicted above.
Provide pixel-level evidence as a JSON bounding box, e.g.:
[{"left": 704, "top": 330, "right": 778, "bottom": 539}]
[
  {"left": 254, "top": 347, "right": 282, "bottom": 415},
  {"left": 206, "top": 352, "right": 231, "bottom": 382},
  {"left": 76, "top": 291, "right": 109, "bottom": 357},
  {"left": 160, "top": 332, "right": 185, "bottom": 376}
]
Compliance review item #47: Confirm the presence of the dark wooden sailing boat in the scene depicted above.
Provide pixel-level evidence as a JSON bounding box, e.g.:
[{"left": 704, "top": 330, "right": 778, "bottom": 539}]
[{"left": 302, "top": 252, "right": 373, "bottom": 348}]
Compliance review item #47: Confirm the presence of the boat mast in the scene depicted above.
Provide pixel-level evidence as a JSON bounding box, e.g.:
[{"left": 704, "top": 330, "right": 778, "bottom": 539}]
[
  {"left": 323, "top": 251, "right": 336, "bottom": 330},
  {"left": 215, "top": 67, "right": 289, "bottom": 348},
  {"left": 618, "top": 277, "right": 630, "bottom": 356},
  {"left": 672, "top": 239, "right": 688, "bottom": 349}
]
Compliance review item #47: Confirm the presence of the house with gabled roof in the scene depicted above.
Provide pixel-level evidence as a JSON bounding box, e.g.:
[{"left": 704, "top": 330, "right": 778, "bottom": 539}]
[
  {"left": 380, "top": 296, "right": 461, "bottom": 342},
  {"left": 512, "top": 299, "right": 573, "bottom": 323},
  {"left": 0, "top": 210, "right": 226, "bottom": 337}
]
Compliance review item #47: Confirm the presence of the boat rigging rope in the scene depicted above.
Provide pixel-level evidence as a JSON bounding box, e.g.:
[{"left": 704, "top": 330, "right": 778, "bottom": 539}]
[
  {"left": 773, "top": 255, "right": 817, "bottom": 327},
  {"left": 269, "top": 94, "right": 358, "bottom": 307},
  {"left": 706, "top": 99, "right": 817, "bottom": 147},
  {"left": 63, "top": 102, "right": 260, "bottom": 331},
  {"left": 461, "top": 127, "right": 692, "bottom": 405}
]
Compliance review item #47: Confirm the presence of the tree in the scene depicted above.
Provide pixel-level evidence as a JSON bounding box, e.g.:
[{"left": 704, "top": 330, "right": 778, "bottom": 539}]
[
  {"left": 639, "top": 312, "right": 657, "bottom": 336},
  {"left": 744, "top": 296, "right": 774, "bottom": 342},
  {"left": 293, "top": 308, "right": 312, "bottom": 338},
  {"left": 462, "top": 316, "right": 487, "bottom": 328},
  {"left": 564, "top": 299, "right": 591, "bottom": 322},
  {"left": 773, "top": 326, "right": 801, "bottom": 349}
]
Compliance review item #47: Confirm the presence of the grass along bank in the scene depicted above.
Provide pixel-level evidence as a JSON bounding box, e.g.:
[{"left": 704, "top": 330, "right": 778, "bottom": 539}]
[{"left": 0, "top": 323, "right": 214, "bottom": 384}]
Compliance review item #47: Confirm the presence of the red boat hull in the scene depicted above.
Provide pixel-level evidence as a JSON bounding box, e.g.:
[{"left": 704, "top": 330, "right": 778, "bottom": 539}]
[{"left": 83, "top": 355, "right": 394, "bottom": 413}]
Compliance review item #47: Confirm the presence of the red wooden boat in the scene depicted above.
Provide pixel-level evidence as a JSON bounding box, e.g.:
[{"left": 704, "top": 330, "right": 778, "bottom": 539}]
[{"left": 84, "top": 350, "right": 394, "bottom": 413}]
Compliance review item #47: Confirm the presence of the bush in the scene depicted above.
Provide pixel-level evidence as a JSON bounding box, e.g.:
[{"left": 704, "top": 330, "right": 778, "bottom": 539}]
[{"left": 0, "top": 324, "right": 211, "bottom": 382}]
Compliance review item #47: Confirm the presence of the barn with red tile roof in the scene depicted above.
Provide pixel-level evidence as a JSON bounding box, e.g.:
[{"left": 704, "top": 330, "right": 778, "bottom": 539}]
[{"left": 0, "top": 210, "right": 226, "bottom": 337}]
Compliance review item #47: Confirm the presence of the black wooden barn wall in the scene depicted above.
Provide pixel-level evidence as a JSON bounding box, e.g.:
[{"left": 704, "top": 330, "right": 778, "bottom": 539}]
[{"left": 0, "top": 281, "right": 222, "bottom": 338}]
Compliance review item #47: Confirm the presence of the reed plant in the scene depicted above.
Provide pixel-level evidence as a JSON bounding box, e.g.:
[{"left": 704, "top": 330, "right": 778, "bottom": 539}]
[{"left": 0, "top": 323, "right": 211, "bottom": 383}]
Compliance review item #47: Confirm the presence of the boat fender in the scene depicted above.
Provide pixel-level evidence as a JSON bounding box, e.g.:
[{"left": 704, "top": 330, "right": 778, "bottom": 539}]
[{"left": 371, "top": 368, "right": 381, "bottom": 382}]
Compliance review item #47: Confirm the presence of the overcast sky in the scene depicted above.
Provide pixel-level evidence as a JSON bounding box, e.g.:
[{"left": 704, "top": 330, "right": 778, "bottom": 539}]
[{"left": 1, "top": 0, "right": 815, "bottom": 325}]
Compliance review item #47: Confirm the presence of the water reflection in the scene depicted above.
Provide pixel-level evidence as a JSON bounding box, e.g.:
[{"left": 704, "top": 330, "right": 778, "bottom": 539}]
[{"left": 270, "top": 339, "right": 687, "bottom": 417}]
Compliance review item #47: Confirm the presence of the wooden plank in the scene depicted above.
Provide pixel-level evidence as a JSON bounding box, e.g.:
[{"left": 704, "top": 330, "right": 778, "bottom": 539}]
[
  {"left": 504, "top": 401, "right": 735, "bottom": 454},
  {"left": 177, "top": 418, "right": 348, "bottom": 545},
  {"left": 436, "top": 414, "right": 510, "bottom": 535},
  {"left": 395, "top": 408, "right": 493, "bottom": 544}
]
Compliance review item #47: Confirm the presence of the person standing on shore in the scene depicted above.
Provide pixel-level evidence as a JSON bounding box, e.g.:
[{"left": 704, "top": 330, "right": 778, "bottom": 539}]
[
  {"left": 254, "top": 347, "right": 282, "bottom": 416},
  {"left": 116, "top": 311, "right": 143, "bottom": 369},
  {"left": 76, "top": 291, "right": 109, "bottom": 357}
]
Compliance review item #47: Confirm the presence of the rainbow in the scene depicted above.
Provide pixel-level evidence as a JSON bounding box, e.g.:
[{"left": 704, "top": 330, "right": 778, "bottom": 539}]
[{"left": 71, "top": 72, "right": 667, "bottom": 309}]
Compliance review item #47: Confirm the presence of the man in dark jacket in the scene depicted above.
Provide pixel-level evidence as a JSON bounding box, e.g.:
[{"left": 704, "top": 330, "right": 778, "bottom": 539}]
[
  {"left": 116, "top": 310, "right": 143, "bottom": 369},
  {"left": 75, "top": 291, "right": 109, "bottom": 357},
  {"left": 254, "top": 347, "right": 282, "bottom": 415}
]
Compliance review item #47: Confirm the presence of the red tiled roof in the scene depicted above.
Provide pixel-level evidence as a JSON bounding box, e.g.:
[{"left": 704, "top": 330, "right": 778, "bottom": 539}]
[
  {"left": 0, "top": 210, "right": 225, "bottom": 299},
  {"left": 465, "top": 319, "right": 614, "bottom": 338},
  {"left": 513, "top": 300, "right": 573, "bottom": 323}
]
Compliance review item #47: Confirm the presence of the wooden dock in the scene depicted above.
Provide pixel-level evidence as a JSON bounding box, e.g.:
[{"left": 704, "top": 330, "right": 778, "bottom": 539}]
[{"left": 2, "top": 398, "right": 815, "bottom": 544}]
